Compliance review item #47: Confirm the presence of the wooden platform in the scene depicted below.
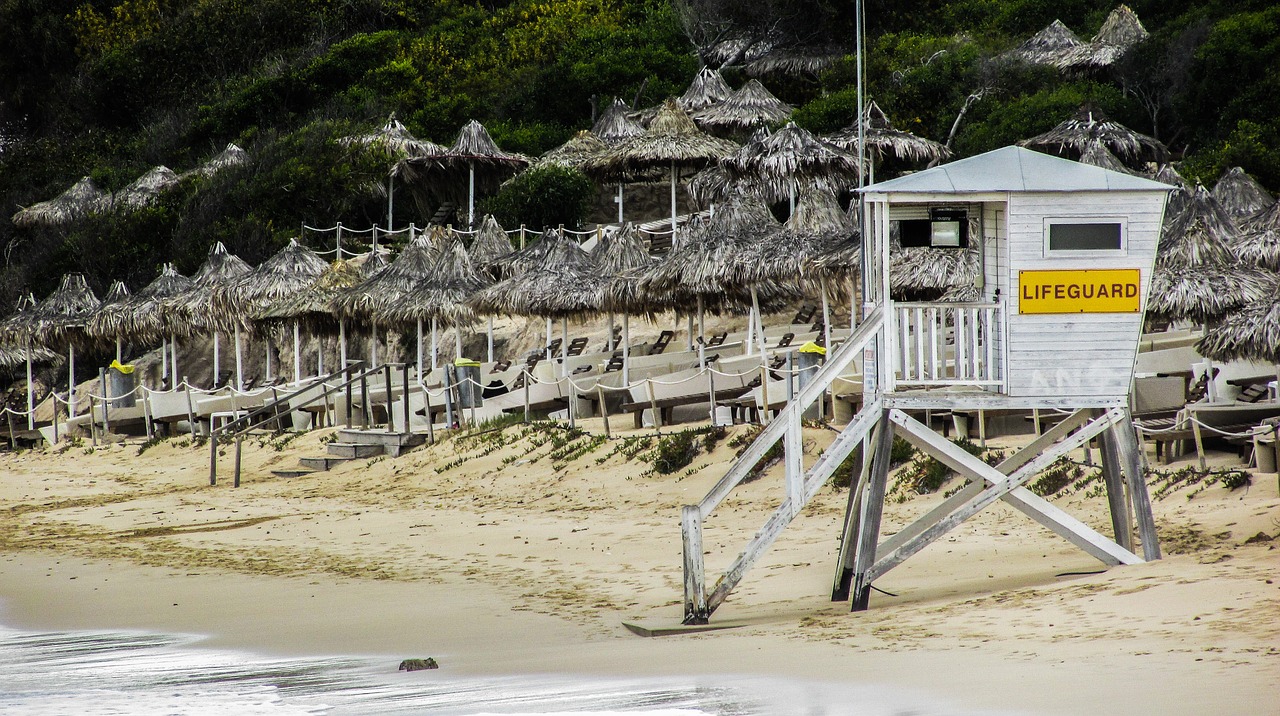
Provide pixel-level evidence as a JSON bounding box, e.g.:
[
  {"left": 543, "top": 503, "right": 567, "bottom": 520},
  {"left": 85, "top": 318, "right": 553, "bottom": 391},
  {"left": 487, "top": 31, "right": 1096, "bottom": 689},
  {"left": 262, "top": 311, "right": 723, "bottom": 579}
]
[{"left": 621, "top": 620, "right": 747, "bottom": 638}]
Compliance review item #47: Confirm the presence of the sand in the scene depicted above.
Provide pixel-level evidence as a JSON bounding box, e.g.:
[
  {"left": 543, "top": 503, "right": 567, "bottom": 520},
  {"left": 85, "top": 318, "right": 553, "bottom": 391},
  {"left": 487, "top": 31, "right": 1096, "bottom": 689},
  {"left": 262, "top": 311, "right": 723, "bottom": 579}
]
[{"left": 0, "top": 419, "right": 1276, "bottom": 715}]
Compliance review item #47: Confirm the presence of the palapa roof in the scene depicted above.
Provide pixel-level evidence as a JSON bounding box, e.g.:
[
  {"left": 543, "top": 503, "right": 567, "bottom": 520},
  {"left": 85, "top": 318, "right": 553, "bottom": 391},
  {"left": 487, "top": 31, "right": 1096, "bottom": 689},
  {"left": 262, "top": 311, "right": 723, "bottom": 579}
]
[
  {"left": 1146, "top": 263, "right": 1272, "bottom": 323},
  {"left": 22, "top": 273, "right": 101, "bottom": 347},
  {"left": 539, "top": 130, "right": 607, "bottom": 170},
  {"left": 591, "top": 223, "right": 653, "bottom": 275},
  {"left": 722, "top": 122, "right": 861, "bottom": 201},
  {"left": 736, "top": 188, "right": 855, "bottom": 285},
  {"left": 445, "top": 120, "right": 529, "bottom": 167},
  {"left": 700, "top": 37, "right": 775, "bottom": 68},
  {"left": 1197, "top": 283, "right": 1280, "bottom": 363},
  {"left": 11, "top": 176, "right": 105, "bottom": 228},
  {"left": 1000, "top": 20, "right": 1085, "bottom": 66},
  {"left": 891, "top": 239, "right": 981, "bottom": 299},
  {"left": 585, "top": 99, "right": 740, "bottom": 180},
  {"left": 1059, "top": 5, "right": 1149, "bottom": 71},
  {"left": 386, "top": 240, "right": 491, "bottom": 327},
  {"left": 591, "top": 98, "right": 645, "bottom": 145},
  {"left": 1212, "top": 167, "right": 1274, "bottom": 223},
  {"left": 163, "top": 241, "right": 253, "bottom": 336},
  {"left": 469, "top": 230, "right": 604, "bottom": 319},
  {"left": 1153, "top": 165, "right": 1192, "bottom": 222},
  {"left": 256, "top": 259, "right": 363, "bottom": 334},
  {"left": 358, "top": 249, "right": 389, "bottom": 277},
  {"left": 106, "top": 166, "right": 180, "bottom": 211},
  {"left": 1158, "top": 186, "right": 1239, "bottom": 267},
  {"left": 469, "top": 214, "right": 514, "bottom": 273},
  {"left": 641, "top": 193, "right": 780, "bottom": 297},
  {"left": 0, "top": 343, "right": 58, "bottom": 368},
  {"left": 331, "top": 232, "right": 439, "bottom": 321},
  {"left": 183, "top": 143, "right": 250, "bottom": 180},
  {"left": 87, "top": 264, "right": 194, "bottom": 343},
  {"left": 340, "top": 113, "right": 447, "bottom": 160},
  {"left": 825, "top": 101, "right": 951, "bottom": 165},
  {"left": 745, "top": 47, "right": 845, "bottom": 78},
  {"left": 1078, "top": 138, "right": 1137, "bottom": 175},
  {"left": 215, "top": 239, "right": 327, "bottom": 330},
  {"left": 677, "top": 67, "right": 733, "bottom": 112},
  {"left": 0, "top": 293, "right": 37, "bottom": 344},
  {"left": 1019, "top": 105, "right": 1167, "bottom": 163},
  {"left": 692, "top": 79, "right": 793, "bottom": 131},
  {"left": 487, "top": 228, "right": 557, "bottom": 278},
  {"left": 1233, "top": 200, "right": 1280, "bottom": 270}
]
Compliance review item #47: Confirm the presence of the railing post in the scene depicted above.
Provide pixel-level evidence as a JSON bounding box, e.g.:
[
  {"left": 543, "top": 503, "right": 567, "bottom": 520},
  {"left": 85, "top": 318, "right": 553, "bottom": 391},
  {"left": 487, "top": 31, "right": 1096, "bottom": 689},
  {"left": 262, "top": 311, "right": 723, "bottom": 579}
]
[
  {"left": 402, "top": 363, "right": 411, "bottom": 434},
  {"left": 384, "top": 364, "right": 394, "bottom": 432},
  {"left": 523, "top": 371, "right": 531, "bottom": 423},
  {"left": 344, "top": 361, "right": 353, "bottom": 428},
  {"left": 785, "top": 412, "right": 804, "bottom": 516},
  {"left": 360, "top": 367, "right": 370, "bottom": 429},
  {"left": 681, "top": 505, "right": 707, "bottom": 624},
  {"left": 233, "top": 432, "right": 242, "bottom": 488},
  {"left": 209, "top": 430, "right": 217, "bottom": 486}
]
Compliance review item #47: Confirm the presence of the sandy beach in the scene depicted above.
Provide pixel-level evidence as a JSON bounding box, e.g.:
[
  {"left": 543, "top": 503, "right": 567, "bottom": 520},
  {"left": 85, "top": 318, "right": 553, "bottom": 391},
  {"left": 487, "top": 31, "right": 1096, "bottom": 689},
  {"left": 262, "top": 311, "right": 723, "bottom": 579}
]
[{"left": 0, "top": 419, "right": 1276, "bottom": 715}]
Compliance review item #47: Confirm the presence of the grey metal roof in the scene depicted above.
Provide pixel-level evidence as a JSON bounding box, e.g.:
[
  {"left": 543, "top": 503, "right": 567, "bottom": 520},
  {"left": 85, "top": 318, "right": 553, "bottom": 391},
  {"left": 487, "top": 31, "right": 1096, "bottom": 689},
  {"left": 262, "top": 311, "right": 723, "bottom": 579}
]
[{"left": 861, "top": 146, "right": 1172, "bottom": 194}]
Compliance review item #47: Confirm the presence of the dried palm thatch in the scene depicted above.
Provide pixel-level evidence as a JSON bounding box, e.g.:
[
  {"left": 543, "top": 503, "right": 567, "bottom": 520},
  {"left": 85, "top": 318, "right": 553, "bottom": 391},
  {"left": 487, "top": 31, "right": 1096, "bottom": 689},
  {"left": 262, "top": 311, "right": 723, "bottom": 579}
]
[
  {"left": 445, "top": 120, "right": 529, "bottom": 169},
  {"left": 386, "top": 240, "right": 491, "bottom": 327},
  {"left": 88, "top": 264, "right": 194, "bottom": 343},
  {"left": 469, "top": 231, "right": 604, "bottom": 319},
  {"left": 825, "top": 101, "right": 951, "bottom": 165},
  {"left": 0, "top": 343, "right": 57, "bottom": 368},
  {"left": 1000, "top": 19, "right": 1085, "bottom": 66},
  {"left": 687, "top": 165, "right": 734, "bottom": 209},
  {"left": 1152, "top": 164, "right": 1191, "bottom": 222},
  {"left": 11, "top": 176, "right": 105, "bottom": 227},
  {"left": 692, "top": 80, "right": 793, "bottom": 132},
  {"left": 701, "top": 37, "right": 775, "bottom": 68},
  {"left": 215, "top": 239, "right": 327, "bottom": 331},
  {"left": 746, "top": 47, "right": 845, "bottom": 78},
  {"left": 359, "top": 249, "right": 389, "bottom": 278},
  {"left": 340, "top": 113, "right": 447, "bottom": 160},
  {"left": 331, "top": 232, "right": 439, "bottom": 321},
  {"left": 0, "top": 293, "right": 37, "bottom": 344},
  {"left": 256, "top": 259, "right": 363, "bottom": 334},
  {"left": 592, "top": 223, "right": 653, "bottom": 275},
  {"left": 891, "top": 242, "right": 981, "bottom": 300},
  {"left": 642, "top": 194, "right": 780, "bottom": 297},
  {"left": 1079, "top": 138, "right": 1137, "bottom": 175},
  {"left": 163, "top": 241, "right": 253, "bottom": 336},
  {"left": 1212, "top": 166, "right": 1274, "bottom": 223},
  {"left": 585, "top": 99, "right": 740, "bottom": 180},
  {"left": 539, "top": 130, "right": 607, "bottom": 170},
  {"left": 22, "top": 273, "right": 101, "bottom": 347},
  {"left": 1147, "top": 263, "right": 1272, "bottom": 323},
  {"left": 469, "top": 214, "right": 514, "bottom": 274},
  {"left": 592, "top": 97, "right": 645, "bottom": 145},
  {"left": 1059, "top": 5, "right": 1149, "bottom": 71},
  {"left": 1233, "top": 201, "right": 1280, "bottom": 270},
  {"left": 106, "top": 166, "right": 180, "bottom": 212},
  {"left": 735, "top": 188, "right": 854, "bottom": 285},
  {"left": 487, "top": 228, "right": 556, "bottom": 279},
  {"left": 722, "top": 121, "right": 861, "bottom": 201},
  {"left": 1019, "top": 105, "right": 1167, "bottom": 163},
  {"left": 677, "top": 67, "right": 733, "bottom": 112},
  {"left": 1197, "top": 282, "right": 1280, "bottom": 363},
  {"left": 1158, "top": 186, "right": 1239, "bottom": 267},
  {"left": 184, "top": 143, "right": 250, "bottom": 180}
]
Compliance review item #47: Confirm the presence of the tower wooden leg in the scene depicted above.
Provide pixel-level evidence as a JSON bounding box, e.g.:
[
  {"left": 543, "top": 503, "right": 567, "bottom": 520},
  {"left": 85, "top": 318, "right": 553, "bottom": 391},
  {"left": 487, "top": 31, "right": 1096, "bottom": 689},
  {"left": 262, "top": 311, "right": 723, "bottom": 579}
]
[
  {"left": 832, "top": 428, "right": 874, "bottom": 601},
  {"left": 1114, "top": 409, "right": 1161, "bottom": 561},
  {"left": 851, "top": 411, "right": 894, "bottom": 611},
  {"left": 1098, "top": 417, "right": 1134, "bottom": 552}
]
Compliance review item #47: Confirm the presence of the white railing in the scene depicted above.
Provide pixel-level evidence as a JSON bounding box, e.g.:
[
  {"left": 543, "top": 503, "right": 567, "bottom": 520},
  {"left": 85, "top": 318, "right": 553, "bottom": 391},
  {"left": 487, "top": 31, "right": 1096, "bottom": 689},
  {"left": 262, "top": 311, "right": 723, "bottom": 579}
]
[{"left": 894, "top": 302, "right": 1003, "bottom": 389}]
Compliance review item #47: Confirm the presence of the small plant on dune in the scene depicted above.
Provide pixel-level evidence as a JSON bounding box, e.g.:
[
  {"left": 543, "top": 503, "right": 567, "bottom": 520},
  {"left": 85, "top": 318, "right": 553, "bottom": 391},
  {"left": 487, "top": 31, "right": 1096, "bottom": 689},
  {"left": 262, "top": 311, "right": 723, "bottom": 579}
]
[
  {"left": 652, "top": 430, "right": 700, "bottom": 475},
  {"left": 136, "top": 435, "right": 167, "bottom": 456}
]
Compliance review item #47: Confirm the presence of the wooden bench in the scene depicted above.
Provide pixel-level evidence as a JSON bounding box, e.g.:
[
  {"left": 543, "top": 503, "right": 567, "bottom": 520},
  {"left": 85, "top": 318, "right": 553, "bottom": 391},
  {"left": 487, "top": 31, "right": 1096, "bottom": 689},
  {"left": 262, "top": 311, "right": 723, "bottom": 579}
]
[{"left": 620, "top": 385, "right": 752, "bottom": 428}]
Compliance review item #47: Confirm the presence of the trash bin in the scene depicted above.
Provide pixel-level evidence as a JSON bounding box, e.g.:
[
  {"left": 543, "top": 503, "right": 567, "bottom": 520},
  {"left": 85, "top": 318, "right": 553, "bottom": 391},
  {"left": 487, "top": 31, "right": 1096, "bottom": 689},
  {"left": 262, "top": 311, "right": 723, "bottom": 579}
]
[
  {"left": 107, "top": 360, "right": 136, "bottom": 408},
  {"left": 454, "top": 358, "right": 483, "bottom": 408},
  {"left": 796, "top": 342, "right": 826, "bottom": 420}
]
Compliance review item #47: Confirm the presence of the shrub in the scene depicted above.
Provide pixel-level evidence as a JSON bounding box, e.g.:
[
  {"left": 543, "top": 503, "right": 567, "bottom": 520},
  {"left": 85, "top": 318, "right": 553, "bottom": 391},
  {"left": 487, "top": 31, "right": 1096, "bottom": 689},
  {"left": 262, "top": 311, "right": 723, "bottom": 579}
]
[
  {"left": 652, "top": 430, "right": 700, "bottom": 474},
  {"left": 480, "top": 163, "right": 595, "bottom": 231}
]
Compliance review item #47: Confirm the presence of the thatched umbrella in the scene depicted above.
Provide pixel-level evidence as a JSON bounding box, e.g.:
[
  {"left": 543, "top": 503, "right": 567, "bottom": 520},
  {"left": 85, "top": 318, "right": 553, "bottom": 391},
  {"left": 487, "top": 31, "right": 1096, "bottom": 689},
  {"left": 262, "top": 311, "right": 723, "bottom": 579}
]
[
  {"left": 1152, "top": 164, "right": 1192, "bottom": 223},
  {"left": 333, "top": 230, "right": 439, "bottom": 371},
  {"left": 95, "top": 280, "right": 130, "bottom": 362},
  {"left": 0, "top": 343, "right": 56, "bottom": 369},
  {"left": 217, "top": 239, "right": 327, "bottom": 387},
  {"left": 692, "top": 79, "right": 794, "bottom": 133},
  {"left": 388, "top": 240, "right": 491, "bottom": 373},
  {"left": 745, "top": 46, "right": 845, "bottom": 79},
  {"left": 591, "top": 223, "right": 655, "bottom": 369},
  {"left": 0, "top": 293, "right": 39, "bottom": 428},
  {"left": 1059, "top": 5, "right": 1149, "bottom": 72},
  {"left": 721, "top": 121, "right": 861, "bottom": 211},
  {"left": 443, "top": 120, "right": 530, "bottom": 228},
  {"left": 1019, "top": 105, "right": 1167, "bottom": 165},
  {"left": 11, "top": 177, "right": 105, "bottom": 227},
  {"left": 1212, "top": 166, "right": 1274, "bottom": 224},
  {"left": 1198, "top": 283, "right": 1280, "bottom": 378},
  {"left": 488, "top": 228, "right": 556, "bottom": 280},
  {"left": 183, "top": 143, "right": 249, "bottom": 180},
  {"left": 824, "top": 101, "right": 951, "bottom": 177},
  {"left": 677, "top": 67, "right": 733, "bottom": 112},
  {"left": 341, "top": 113, "right": 448, "bottom": 229},
  {"left": 1236, "top": 201, "right": 1280, "bottom": 270},
  {"left": 539, "top": 130, "right": 606, "bottom": 171},
  {"left": 468, "top": 215, "right": 514, "bottom": 360},
  {"left": 18, "top": 274, "right": 99, "bottom": 417},
  {"left": 592, "top": 98, "right": 645, "bottom": 145},
  {"left": 164, "top": 241, "right": 253, "bottom": 386},
  {"left": 87, "top": 264, "right": 193, "bottom": 388},
  {"left": 1079, "top": 138, "right": 1137, "bottom": 175},
  {"left": 257, "top": 259, "right": 363, "bottom": 380},
  {"left": 1000, "top": 19, "right": 1085, "bottom": 66},
  {"left": 585, "top": 99, "right": 739, "bottom": 236},
  {"left": 891, "top": 242, "right": 982, "bottom": 301},
  {"left": 106, "top": 166, "right": 180, "bottom": 212}
]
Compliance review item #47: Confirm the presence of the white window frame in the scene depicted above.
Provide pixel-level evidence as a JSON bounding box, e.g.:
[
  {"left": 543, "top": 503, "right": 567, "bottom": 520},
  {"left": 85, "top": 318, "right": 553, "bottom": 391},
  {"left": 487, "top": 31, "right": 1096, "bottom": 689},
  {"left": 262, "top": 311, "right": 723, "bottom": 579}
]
[{"left": 1042, "top": 217, "right": 1128, "bottom": 257}]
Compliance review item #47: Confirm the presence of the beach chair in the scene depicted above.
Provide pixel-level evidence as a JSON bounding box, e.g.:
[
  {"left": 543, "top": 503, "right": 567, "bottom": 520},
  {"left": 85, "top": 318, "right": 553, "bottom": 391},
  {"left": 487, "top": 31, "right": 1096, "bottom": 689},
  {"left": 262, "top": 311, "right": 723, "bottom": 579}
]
[
  {"left": 792, "top": 304, "right": 816, "bottom": 324},
  {"left": 706, "top": 331, "right": 727, "bottom": 347},
  {"left": 490, "top": 359, "right": 511, "bottom": 373},
  {"left": 545, "top": 337, "right": 562, "bottom": 356},
  {"left": 774, "top": 332, "right": 795, "bottom": 348},
  {"left": 604, "top": 326, "right": 622, "bottom": 352},
  {"left": 647, "top": 330, "right": 675, "bottom": 355},
  {"left": 566, "top": 337, "right": 589, "bottom": 357},
  {"left": 604, "top": 351, "right": 624, "bottom": 373}
]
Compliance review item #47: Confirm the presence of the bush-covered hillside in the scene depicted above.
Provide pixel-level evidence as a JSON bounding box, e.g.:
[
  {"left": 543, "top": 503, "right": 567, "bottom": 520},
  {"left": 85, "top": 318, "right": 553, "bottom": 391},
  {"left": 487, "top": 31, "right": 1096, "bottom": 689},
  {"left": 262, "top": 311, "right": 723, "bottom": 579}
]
[{"left": 1, "top": 0, "right": 1277, "bottom": 304}]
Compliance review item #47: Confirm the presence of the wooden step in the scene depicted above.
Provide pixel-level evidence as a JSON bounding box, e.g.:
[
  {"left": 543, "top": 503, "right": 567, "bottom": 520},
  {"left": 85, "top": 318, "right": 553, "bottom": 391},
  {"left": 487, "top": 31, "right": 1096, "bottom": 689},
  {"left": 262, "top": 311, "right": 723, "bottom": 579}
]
[
  {"left": 336, "top": 430, "right": 427, "bottom": 458},
  {"left": 271, "top": 467, "right": 318, "bottom": 479},
  {"left": 298, "top": 455, "right": 353, "bottom": 471},
  {"left": 327, "top": 442, "right": 383, "bottom": 459}
]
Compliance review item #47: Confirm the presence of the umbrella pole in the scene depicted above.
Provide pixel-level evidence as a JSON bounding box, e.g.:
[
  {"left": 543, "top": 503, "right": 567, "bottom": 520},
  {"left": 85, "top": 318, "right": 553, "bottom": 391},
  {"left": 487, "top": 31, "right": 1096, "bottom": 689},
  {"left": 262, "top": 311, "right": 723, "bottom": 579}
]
[
  {"left": 561, "top": 317, "right": 569, "bottom": 378},
  {"left": 455, "top": 325, "right": 464, "bottom": 360},
  {"left": 161, "top": 336, "right": 168, "bottom": 384},
  {"left": 316, "top": 337, "right": 323, "bottom": 377},
  {"left": 431, "top": 318, "right": 439, "bottom": 371},
  {"left": 670, "top": 162, "right": 678, "bottom": 236},
  {"left": 468, "top": 163, "right": 476, "bottom": 228},
  {"left": 417, "top": 318, "right": 424, "bottom": 379},
  {"left": 686, "top": 314, "right": 694, "bottom": 351},
  {"left": 68, "top": 343, "right": 76, "bottom": 417},
  {"left": 487, "top": 317, "right": 494, "bottom": 363},
  {"left": 171, "top": 334, "right": 179, "bottom": 386},
  {"left": 370, "top": 325, "right": 378, "bottom": 368},
  {"left": 751, "top": 287, "right": 767, "bottom": 367},
  {"left": 545, "top": 317, "right": 553, "bottom": 361},
  {"left": 387, "top": 174, "right": 394, "bottom": 231},
  {"left": 235, "top": 324, "right": 244, "bottom": 391},
  {"left": 293, "top": 321, "right": 301, "bottom": 384},
  {"left": 820, "top": 277, "right": 832, "bottom": 351},
  {"left": 25, "top": 336, "right": 34, "bottom": 430},
  {"left": 339, "top": 319, "right": 348, "bottom": 371},
  {"left": 744, "top": 310, "right": 755, "bottom": 357},
  {"left": 212, "top": 332, "right": 219, "bottom": 387},
  {"left": 622, "top": 313, "right": 631, "bottom": 387},
  {"left": 697, "top": 295, "right": 706, "bottom": 368},
  {"left": 265, "top": 338, "right": 273, "bottom": 382},
  {"left": 789, "top": 185, "right": 796, "bottom": 217},
  {"left": 617, "top": 184, "right": 624, "bottom": 223},
  {"left": 608, "top": 312, "right": 616, "bottom": 352},
  {"left": 116, "top": 336, "right": 123, "bottom": 364}
]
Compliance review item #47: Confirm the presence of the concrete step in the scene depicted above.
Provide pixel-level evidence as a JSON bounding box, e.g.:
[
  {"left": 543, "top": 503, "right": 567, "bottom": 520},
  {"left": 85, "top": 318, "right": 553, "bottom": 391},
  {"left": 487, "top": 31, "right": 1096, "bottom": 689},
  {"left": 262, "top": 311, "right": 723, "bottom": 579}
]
[
  {"left": 327, "top": 441, "right": 384, "bottom": 459},
  {"left": 271, "top": 467, "right": 318, "bottom": 479},
  {"left": 298, "top": 455, "right": 354, "bottom": 471},
  {"left": 335, "top": 430, "right": 427, "bottom": 458}
]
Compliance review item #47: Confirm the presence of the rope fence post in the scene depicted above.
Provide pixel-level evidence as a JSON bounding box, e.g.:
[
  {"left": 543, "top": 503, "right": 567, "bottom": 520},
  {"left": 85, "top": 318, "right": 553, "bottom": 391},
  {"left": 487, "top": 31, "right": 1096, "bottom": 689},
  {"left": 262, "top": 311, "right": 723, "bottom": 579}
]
[
  {"left": 141, "top": 390, "right": 153, "bottom": 440},
  {"left": 402, "top": 363, "right": 411, "bottom": 434},
  {"left": 384, "top": 364, "right": 394, "bottom": 432},
  {"left": 523, "top": 371, "right": 531, "bottom": 424},
  {"left": 89, "top": 395, "right": 98, "bottom": 447},
  {"left": 598, "top": 385, "right": 610, "bottom": 438},
  {"left": 209, "top": 428, "right": 217, "bottom": 485},
  {"left": 423, "top": 383, "right": 435, "bottom": 445},
  {"left": 6, "top": 410, "right": 15, "bottom": 450},
  {"left": 184, "top": 380, "right": 197, "bottom": 438},
  {"left": 99, "top": 368, "right": 112, "bottom": 437},
  {"left": 233, "top": 432, "right": 243, "bottom": 488},
  {"left": 647, "top": 379, "right": 661, "bottom": 431}
]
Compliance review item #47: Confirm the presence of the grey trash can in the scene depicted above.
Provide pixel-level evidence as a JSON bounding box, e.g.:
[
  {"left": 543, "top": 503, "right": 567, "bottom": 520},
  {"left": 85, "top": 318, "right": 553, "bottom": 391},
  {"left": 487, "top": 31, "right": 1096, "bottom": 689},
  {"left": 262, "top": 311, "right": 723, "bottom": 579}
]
[
  {"left": 454, "top": 358, "right": 483, "bottom": 409},
  {"left": 107, "top": 363, "right": 137, "bottom": 408},
  {"left": 796, "top": 342, "right": 825, "bottom": 420}
]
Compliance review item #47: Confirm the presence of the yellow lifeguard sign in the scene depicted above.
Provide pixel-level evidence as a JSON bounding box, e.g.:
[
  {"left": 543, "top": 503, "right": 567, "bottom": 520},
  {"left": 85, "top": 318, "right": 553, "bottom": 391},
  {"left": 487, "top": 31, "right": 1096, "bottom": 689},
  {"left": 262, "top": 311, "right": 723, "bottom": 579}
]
[{"left": 1018, "top": 269, "right": 1142, "bottom": 314}]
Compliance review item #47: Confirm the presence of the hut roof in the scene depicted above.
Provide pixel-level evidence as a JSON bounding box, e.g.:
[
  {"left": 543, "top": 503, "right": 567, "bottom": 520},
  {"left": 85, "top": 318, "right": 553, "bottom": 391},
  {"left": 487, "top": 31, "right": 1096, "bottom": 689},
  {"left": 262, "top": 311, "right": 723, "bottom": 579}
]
[
  {"left": 0, "top": 293, "right": 37, "bottom": 344},
  {"left": 11, "top": 176, "right": 105, "bottom": 227},
  {"left": 1152, "top": 164, "right": 1190, "bottom": 190},
  {"left": 256, "top": 259, "right": 363, "bottom": 334},
  {"left": 1078, "top": 138, "right": 1137, "bottom": 175},
  {"left": 1233, "top": 195, "right": 1280, "bottom": 270},
  {"left": 1019, "top": 105, "right": 1167, "bottom": 163},
  {"left": 184, "top": 143, "right": 250, "bottom": 180},
  {"left": 469, "top": 231, "right": 604, "bottom": 319},
  {"left": 488, "top": 229, "right": 557, "bottom": 278},
  {"left": 1197, "top": 283, "right": 1280, "bottom": 363},
  {"left": 1147, "top": 263, "right": 1272, "bottom": 323},
  {"left": 677, "top": 67, "right": 733, "bottom": 112},
  {"left": 1153, "top": 165, "right": 1191, "bottom": 220},
  {"left": 163, "top": 241, "right": 254, "bottom": 335},
  {"left": 386, "top": 240, "right": 491, "bottom": 327},
  {"left": 825, "top": 101, "right": 951, "bottom": 165},
  {"left": 745, "top": 47, "right": 845, "bottom": 78},
  {"left": 891, "top": 243, "right": 981, "bottom": 298},
  {"left": 539, "top": 130, "right": 607, "bottom": 170},
  {"left": 1212, "top": 166, "right": 1274, "bottom": 223},
  {"left": 692, "top": 80, "right": 794, "bottom": 131},
  {"left": 469, "top": 214, "right": 514, "bottom": 272},
  {"left": 1158, "top": 186, "right": 1240, "bottom": 267},
  {"left": 642, "top": 193, "right": 780, "bottom": 297},
  {"left": 1059, "top": 5, "right": 1149, "bottom": 70},
  {"left": 87, "top": 264, "right": 193, "bottom": 343},
  {"left": 216, "top": 239, "right": 327, "bottom": 329},
  {"left": 591, "top": 223, "right": 653, "bottom": 275},
  {"left": 585, "top": 99, "right": 739, "bottom": 179},
  {"left": 591, "top": 98, "right": 645, "bottom": 145},
  {"left": 340, "top": 113, "right": 447, "bottom": 160},
  {"left": 23, "top": 273, "right": 101, "bottom": 346},
  {"left": 332, "top": 232, "right": 439, "bottom": 321},
  {"left": 722, "top": 121, "right": 861, "bottom": 200},
  {"left": 445, "top": 120, "right": 529, "bottom": 167},
  {"left": 700, "top": 37, "right": 775, "bottom": 68},
  {"left": 359, "top": 249, "right": 389, "bottom": 278},
  {"left": 735, "top": 188, "right": 855, "bottom": 284},
  {"left": 1001, "top": 19, "right": 1085, "bottom": 65},
  {"left": 107, "top": 166, "right": 180, "bottom": 211},
  {"left": 0, "top": 343, "right": 58, "bottom": 368}
]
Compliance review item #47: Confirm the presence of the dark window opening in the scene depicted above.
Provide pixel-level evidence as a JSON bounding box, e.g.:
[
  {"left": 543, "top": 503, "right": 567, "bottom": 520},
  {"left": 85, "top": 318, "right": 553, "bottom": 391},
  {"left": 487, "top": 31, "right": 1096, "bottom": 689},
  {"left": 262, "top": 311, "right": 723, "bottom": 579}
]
[{"left": 1049, "top": 222, "right": 1122, "bottom": 251}]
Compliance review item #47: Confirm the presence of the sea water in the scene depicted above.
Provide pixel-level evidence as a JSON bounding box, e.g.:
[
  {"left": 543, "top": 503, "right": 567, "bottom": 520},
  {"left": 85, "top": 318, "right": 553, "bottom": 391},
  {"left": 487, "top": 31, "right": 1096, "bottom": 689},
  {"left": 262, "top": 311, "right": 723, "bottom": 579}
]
[{"left": 0, "top": 623, "right": 1002, "bottom": 715}]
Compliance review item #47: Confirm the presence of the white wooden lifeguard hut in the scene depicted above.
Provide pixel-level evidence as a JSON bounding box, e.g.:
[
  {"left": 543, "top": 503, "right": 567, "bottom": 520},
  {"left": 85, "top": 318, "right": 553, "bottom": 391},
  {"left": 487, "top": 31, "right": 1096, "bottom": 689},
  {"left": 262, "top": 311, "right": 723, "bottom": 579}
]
[{"left": 676, "top": 146, "right": 1171, "bottom": 625}]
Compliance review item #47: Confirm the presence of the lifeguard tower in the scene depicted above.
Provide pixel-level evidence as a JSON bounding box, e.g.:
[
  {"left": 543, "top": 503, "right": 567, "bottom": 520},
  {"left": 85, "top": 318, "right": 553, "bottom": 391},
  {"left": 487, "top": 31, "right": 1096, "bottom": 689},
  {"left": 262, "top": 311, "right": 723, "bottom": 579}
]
[{"left": 678, "top": 146, "right": 1171, "bottom": 624}]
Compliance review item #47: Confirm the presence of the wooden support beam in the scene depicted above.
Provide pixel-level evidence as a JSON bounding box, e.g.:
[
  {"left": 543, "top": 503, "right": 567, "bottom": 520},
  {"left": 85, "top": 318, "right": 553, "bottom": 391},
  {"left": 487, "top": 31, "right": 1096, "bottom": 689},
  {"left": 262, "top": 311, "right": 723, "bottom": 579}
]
[
  {"left": 851, "top": 410, "right": 895, "bottom": 611},
  {"left": 832, "top": 425, "right": 875, "bottom": 601},
  {"left": 1098, "top": 416, "right": 1134, "bottom": 552},
  {"left": 1113, "top": 409, "right": 1161, "bottom": 561},
  {"left": 681, "top": 505, "right": 707, "bottom": 624},
  {"left": 784, "top": 416, "right": 804, "bottom": 516}
]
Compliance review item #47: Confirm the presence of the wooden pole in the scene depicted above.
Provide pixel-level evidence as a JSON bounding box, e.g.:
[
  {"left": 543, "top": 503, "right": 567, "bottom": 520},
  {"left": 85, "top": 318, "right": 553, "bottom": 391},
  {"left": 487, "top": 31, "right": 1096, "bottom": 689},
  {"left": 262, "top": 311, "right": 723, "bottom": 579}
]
[
  {"left": 384, "top": 364, "right": 394, "bottom": 432},
  {"left": 99, "top": 368, "right": 111, "bottom": 437},
  {"left": 431, "top": 318, "right": 439, "bottom": 371},
  {"left": 233, "top": 432, "right": 242, "bottom": 488},
  {"left": 832, "top": 426, "right": 876, "bottom": 601},
  {"left": 622, "top": 313, "right": 631, "bottom": 387},
  {"left": 170, "top": 333, "right": 179, "bottom": 386},
  {"left": 523, "top": 372, "right": 531, "bottom": 423},
  {"left": 68, "top": 343, "right": 76, "bottom": 416},
  {"left": 212, "top": 331, "right": 220, "bottom": 386},
  {"left": 851, "top": 411, "right": 894, "bottom": 611},
  {"left": 234, "top": 323, "right": 244, "bottom": 391},
  {"left": 402, "top": 363, "right": 411, "bottom": 434},
  {"left": 598, "top": 385, "right": 610, "bottom": 438},
  {"left": 681, "top": 504, "right": 707, "bottom": 623},
  {"left": 141, "top": 388, "right": 152, "bottom": 440},
  {"left": 293, "top": 322, "right": 302, "bottom": 383},
  {"left": 52, "top": 401, "right": 60, "bottom": 444},
  {"left": 7, "top": 410, "right": 16, "bottom": 450},
  {"left": 1098, "top": 415, "right": 1134, "bottom": 552},
  {"left": 647, "top": 379, "right": 661, "bottom": 430},
  {"left": 184, "top": 378, "right": 197, "bottom": 438},
  {"left": 1114, "top": 409, "right": 1161, "bottom": 561},
  {"left": 416, "top": 318, "right": 425, "bottom": 378},
  {"left": 339, "top": 320, "right": 348, "bottom": 376},
  {"left": 25, "top": 336, "right": 34, "bottom": 430},
  {"left": 89, "top": 395, "right": 98, "bottom": 447},
  {"left": 487, "top": 316, "right": 494, "bottom": 363},
  {"left": 209, "top": 429, "right": 217, "bottom": 485}
]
